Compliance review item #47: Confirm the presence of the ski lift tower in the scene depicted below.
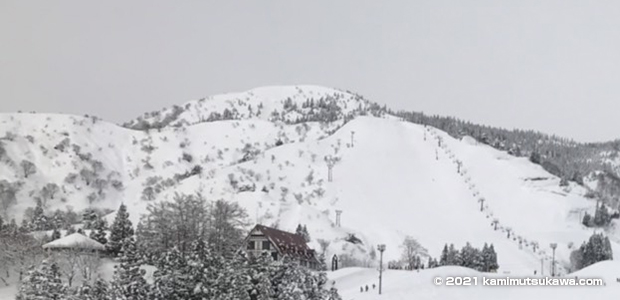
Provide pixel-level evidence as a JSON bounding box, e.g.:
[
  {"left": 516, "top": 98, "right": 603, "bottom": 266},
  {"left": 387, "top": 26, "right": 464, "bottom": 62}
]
[
  {"left": 550, "top": 243, "right": 557, "bottom": 277},
  {"left": 335, "top": 210, "right": 342, "bottom": 227}
]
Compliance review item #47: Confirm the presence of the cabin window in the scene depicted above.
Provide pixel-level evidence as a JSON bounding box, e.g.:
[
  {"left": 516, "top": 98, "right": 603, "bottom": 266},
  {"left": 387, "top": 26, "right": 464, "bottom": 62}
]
[
  {"left": 247, "top": 241, "right": 255, "bottom": 250},
  {"left": 262, "top": 241, "right": 271, "bottom": 250},
  {"left": 271, "top": 252, "right": 278, "bottom": 261}
]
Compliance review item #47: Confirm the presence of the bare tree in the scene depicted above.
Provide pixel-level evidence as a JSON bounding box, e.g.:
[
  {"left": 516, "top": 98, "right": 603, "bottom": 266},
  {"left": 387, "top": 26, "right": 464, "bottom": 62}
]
[
  {"left": 400, "top": 236, "right": 428, "bottom": 269},
  {"left": 317, "top": 239, "right": 330, "bottom": 254},
  {"left": 20, "top": 160, "right": 36, "bottom": 178},
  {"left": 0, "top": 180, "right": 19, "bottom": 218},
  {"left": 209, "top": 199, "right": 250, "bottom": 256},
  {"left": 53, "top": 250, "right": 79, "bottom": 287}
]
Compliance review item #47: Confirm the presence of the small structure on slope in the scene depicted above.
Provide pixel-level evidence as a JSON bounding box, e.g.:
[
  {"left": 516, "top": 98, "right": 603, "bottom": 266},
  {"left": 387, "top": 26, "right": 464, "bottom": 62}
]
[
  {"left": 241, "top": 224, "right": 321, "bottom": 269},
  {"left": 42, "top": 233, "right": 105, "bottom": 252}
]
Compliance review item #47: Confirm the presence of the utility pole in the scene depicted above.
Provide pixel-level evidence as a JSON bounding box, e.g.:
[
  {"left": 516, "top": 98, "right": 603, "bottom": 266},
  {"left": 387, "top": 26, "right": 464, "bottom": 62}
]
[
  {"left": 378, "top": 244, "right": 386, "bottom": 295},
  {"left": 550, "top": 243, "right": 557, "bottom": 277},
  {"left": 478, "top": 198, "right": 485, "bottom": 212},
  {"left": 540, "top": 258, "right": 544, "bottom": 276}
]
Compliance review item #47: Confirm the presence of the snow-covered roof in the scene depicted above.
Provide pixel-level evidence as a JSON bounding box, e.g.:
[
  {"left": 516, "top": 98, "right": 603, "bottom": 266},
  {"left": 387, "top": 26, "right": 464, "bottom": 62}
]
[{"left": 42, "top": 233, "right": 105, "bottom": 251}]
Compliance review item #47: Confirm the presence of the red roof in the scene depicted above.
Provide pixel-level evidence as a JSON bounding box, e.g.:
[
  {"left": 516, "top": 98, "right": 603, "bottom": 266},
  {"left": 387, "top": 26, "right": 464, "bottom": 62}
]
[{"left": 253, "top": 225, "right": 318, "bottom": 261}]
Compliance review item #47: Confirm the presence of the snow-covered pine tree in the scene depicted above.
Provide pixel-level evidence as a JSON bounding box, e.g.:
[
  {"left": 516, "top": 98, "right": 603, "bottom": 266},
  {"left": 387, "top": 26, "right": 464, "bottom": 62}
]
[
  {"left": 150, "top": 247, "right": 192, "bottom": 300},
  {"left": 328, "top": 287, "right": 342, "bottom": 300},
  {"left": 459, "top": 242, "right": 476, "bottom": 268},
  {"left": 186, "top": 239, "right": 221, "bottom": 299},
  {"left": 111, "top": 237, "right": 149, "bottom": 300},
  {"left": 301, "top": 263, "right": 330, "bottom": 300},
  {"left": 212, "top": 253, "right": 252, "bottom": 300},
  {"left": 488, "top": 244, "right": 499, "bottom": 271},
  {"left": 65, "top": 225, "right": 77, "bottom": 236},
  {"left": 582, "top": 212, "right": 592, "bottom": 227},
  {"left": 295, "top": 224, "right": 304, "bottom": 237},
  {"left": 16, "top": 260, "right": 67, "bottom": 300},
  {"left": 107, "top": 203, "right": 134, "bottom": 256},
  {"left": 481, "top": 243, "right": 491, "bottom": 272},
  {"left": 248, "top": 252, "right": 275, "bottom": 300},
  {"left": 82, "top": 209, "right": 98, "bottom": 230},
  {"left": 89, "top": 215, "right": 108, "bottom": 245},
  {"left": 51, "top": 228, "right": 61, "bottom": 241},
  {"left": 302, "top": 225, "right": 311, "bottom": 242},
  {"left": 92, "top": 277, "right": 111, "bottom": 300},
  {"left": 272, "top": 257, "right": 305, "bottom": 300},
  {"left": 580, "top": 232, "right": 613, "bottom": 268},
  {"left": 31, "top": 199, "right": 50, "bottom": 231},
  {"left": 51, "top": 211, "right": 64, "bottom": 230},
  {"left": 76, "top": 282, "right": 94, "bottom": 300},
  {"left": 439, "top": 244, "right": 448, "bottom": 266},
  {"left": 447, "top": 244, "right": 459, "bottom": 266}
]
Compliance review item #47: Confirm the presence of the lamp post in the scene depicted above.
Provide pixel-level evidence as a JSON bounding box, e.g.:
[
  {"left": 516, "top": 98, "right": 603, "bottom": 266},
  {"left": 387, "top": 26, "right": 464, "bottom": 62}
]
[
  {"left": 378, "top": 244, "right": 386, "bottom": 295},
  {"left": 550, "top": 243, "right": 557, "bottom": 277}
]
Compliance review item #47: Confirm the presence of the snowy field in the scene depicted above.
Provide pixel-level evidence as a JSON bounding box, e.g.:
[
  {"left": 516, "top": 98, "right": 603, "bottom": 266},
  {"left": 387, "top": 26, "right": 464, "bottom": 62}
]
[{"left": 328, "top": 262, "right": 620, "bottom": 300}]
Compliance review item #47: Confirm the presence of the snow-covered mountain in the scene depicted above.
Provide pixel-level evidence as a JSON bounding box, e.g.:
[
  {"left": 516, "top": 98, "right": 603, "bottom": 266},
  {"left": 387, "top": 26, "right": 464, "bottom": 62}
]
[{"left": 0, "top": 85, "right": 616, "bottom": 274}]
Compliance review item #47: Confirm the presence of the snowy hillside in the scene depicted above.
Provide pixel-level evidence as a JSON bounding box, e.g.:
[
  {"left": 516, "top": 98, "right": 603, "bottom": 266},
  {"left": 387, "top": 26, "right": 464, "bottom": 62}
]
[{"left": 0, "top": 85, "right": 615, "bottom": 273}]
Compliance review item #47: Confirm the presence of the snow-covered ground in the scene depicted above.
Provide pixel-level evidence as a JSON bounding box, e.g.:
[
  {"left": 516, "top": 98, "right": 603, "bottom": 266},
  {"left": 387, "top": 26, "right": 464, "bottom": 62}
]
[{"left": 328, "top": 262, "right": 619, "bottom": 300}]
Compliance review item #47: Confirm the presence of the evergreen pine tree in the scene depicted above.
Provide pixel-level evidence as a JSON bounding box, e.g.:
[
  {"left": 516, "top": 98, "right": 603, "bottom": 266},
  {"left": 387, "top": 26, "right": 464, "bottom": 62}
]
[
  {"left": 107, "top": 203, "right": 134, "bottom": 256},
  {"left": 151, "top": 247, "right": 192, "bottom": 300},
  {"left": 20, "top": 218, "right": 31, "bottom": 233},
  {"left": 51, "top": 211, "right": 64, "bottom": 230},
  {"left": 459, "top": 242, "right": 477, "bottom": 268},
  {"left": 111, "top": 236, "right": 149, "bottom": 300},
  {"left": 248, "top": 252, "right": 275, "bottom": 300},
  {"left": 92, "top": 277, "right": 111, "bottom": 300},
  {"left": 439, "top": 244, "right": 448, "bottom": 266},
  {"left": 31, "top": 199, "right": 50, "bottom": 231},
  {"left": 481, "top": 243, "right": 492, "bottom": 272},
  {"left": 51, "top": 228, "right": 61, "bottom": 241},
  {"left": 582, "top": 212, "right": 592, "bottom": 227},
  {"left": 328, "top": 287, "right": 343, "bottom": 300},
  {"left": 66, "top": 225, "right": 77, "bottom": 236},
  {"left": 488, "top": 244, "right": 499, "bottom": 271},
  {"left": 186, "top": 239, "right": 222, "bottom": 299},
  {"left": 213, "top": 253, "right": 252, "bottom": 300},
  {"left": 295, "top": 224, "right": 304, "bottom": 237},
  {"left": 16, "top": 260, "right": 67, "bottom": 300},
  {"left": 447, "top": 244, "right": 459, "bottom": 265},
  {"left": 82, "top": 209, "right": 98, "bottom": 230},
  {"left": 581, "top": 233, "right": 613, "bottom": 268},
  {"left": 90, "top": 216, "right": 108, "bottom": 245},
  {"left": 272, "top": 257, "right": 305, "bottom": 300}
]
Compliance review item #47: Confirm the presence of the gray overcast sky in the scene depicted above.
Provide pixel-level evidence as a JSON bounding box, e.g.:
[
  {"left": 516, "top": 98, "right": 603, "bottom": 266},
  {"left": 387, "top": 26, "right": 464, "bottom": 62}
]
[{"left": 1, "top": 1, "right": 619, "bottom": 142}]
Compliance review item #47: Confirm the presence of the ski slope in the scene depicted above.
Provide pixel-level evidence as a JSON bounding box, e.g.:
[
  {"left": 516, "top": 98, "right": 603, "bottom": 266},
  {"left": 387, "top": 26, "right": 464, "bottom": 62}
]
[{"left": 328, "top": 262, "right": 618, "bottom": 300}]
